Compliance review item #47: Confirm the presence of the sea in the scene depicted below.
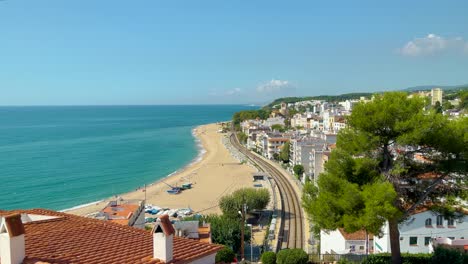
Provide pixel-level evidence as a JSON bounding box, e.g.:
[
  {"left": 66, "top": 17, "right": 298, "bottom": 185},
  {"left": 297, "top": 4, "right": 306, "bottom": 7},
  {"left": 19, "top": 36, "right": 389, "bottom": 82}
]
[{"left": 0, "top": 105, "right": 257, "bottom": 211}]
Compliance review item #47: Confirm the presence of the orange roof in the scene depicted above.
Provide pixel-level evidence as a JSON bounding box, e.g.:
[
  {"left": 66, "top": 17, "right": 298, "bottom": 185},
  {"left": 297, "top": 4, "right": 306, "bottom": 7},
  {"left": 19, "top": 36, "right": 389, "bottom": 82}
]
[
  {"left": 338, "top": 229, "right": 373, "bottom": 240},
  {"left": 0, "top": 209, "right": 223, "bottom": 264},
  {"left": 417, "top": 172, "right": 440, "bottom": 180},
  {"left": 101, "top": 203, "right": 140, "bottom": 225}
]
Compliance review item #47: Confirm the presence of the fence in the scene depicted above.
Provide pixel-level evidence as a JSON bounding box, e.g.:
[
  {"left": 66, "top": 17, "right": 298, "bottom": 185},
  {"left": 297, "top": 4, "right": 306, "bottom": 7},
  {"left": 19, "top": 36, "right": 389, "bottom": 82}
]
[{"left": 308, "top": 253, "right": 368, "bottom": 263}]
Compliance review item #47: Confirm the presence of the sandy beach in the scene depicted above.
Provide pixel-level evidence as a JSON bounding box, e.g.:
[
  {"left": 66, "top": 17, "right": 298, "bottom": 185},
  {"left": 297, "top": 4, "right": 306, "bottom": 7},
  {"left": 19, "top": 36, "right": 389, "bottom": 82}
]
[{"left": 66, "top": 123, "right": 257, "bottom": 216}]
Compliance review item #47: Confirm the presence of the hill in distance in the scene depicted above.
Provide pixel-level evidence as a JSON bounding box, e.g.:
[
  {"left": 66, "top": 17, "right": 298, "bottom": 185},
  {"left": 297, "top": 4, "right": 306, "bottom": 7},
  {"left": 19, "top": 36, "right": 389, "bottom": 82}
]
[
  {"left": 265, "top": 84, "right": 468, "bottom": 108},
  {"left": 403, "top": 84, "right": 468, "bottom": 92}
]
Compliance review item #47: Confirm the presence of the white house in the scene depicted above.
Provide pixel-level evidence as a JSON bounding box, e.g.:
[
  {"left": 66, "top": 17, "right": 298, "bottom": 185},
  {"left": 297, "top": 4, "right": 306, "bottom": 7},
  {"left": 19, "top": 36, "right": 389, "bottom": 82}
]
[
  {"left": 374, "top": 209, "right": 468, "bottom": 254},
  {"left": 321, "top": 229, "right": 373, "bottom": 255}
]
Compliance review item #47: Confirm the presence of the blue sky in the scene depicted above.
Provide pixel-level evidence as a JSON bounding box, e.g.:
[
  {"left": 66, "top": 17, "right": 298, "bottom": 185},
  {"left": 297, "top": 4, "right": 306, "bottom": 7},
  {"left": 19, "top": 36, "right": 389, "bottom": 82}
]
[{"left": 1, "top": 0, "right": 468, "bottom": 105}]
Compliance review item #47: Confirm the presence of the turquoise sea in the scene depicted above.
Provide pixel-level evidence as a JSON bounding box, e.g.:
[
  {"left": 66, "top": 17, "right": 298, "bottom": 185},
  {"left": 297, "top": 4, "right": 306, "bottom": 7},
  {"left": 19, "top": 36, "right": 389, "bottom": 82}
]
[{"left": 0, "top": 105, "right": 256, "bottom": 211}]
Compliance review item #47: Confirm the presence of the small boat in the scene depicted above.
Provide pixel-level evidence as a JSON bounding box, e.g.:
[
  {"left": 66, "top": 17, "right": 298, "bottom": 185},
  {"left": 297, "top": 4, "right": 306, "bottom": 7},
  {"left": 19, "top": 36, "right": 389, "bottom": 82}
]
[
  {"left": 181, "top": 183, "right": 192, "bottom": 190},
  {"left": 167, "top": 187, "right": 181, "bottom": 194}
]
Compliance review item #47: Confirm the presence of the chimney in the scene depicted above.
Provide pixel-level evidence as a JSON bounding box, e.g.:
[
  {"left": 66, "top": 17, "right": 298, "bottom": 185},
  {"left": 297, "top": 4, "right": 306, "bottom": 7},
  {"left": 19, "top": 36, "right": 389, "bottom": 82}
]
[
  {"left": 152, "top": 215, "right": 175, "bottom": 263},
  {"left": 0, "top": 214, "right": 26, "bottom": 264}
]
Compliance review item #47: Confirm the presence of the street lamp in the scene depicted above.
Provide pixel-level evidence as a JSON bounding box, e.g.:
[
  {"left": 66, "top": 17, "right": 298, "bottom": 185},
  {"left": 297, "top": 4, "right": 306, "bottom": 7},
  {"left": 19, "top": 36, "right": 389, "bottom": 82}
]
[
  {"left": 238, "top": 204, "right": 248, "bottom": 260},
  {"left": 247, "top": 224, "right": 253, "bottom": 262}
]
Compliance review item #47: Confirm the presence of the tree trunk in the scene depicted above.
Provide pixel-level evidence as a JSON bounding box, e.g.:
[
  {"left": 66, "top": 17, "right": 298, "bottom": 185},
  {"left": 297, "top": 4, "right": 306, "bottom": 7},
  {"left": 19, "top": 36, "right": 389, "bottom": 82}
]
[{"left": 389, "top": 219, "right": 402, "bottom": 264}]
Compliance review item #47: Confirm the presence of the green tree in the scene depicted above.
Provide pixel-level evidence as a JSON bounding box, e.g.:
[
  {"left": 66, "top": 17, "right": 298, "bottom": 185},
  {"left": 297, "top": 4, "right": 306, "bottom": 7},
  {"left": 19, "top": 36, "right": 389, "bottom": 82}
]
[
  {"left": 271, "top": 124, "right": 285, "bottom": 132},
  {"left": 279, "top": 141, "right": 290, "bottom": 163},
  {"left": 293, "top": 164, "right": 305, "bottom": 179},
  {"left": 442, "top": 100, "right": 454, "bottom": 110},
  {"left": 302, "top": 92, "right": 467, "bottom": 264},
  {"left": 261, "top": 251, "right": 277, "bottom": 264},
  {"left": 276, "top": 248, "right": 308, "bottom": 264},
  {"left": 238, "top": 132, "right": 248, "bottom": 144},
  {"left": 215, "top": 247, "right": 236, "bottom": 263},
  {"left": 434, "top": 101, "right": 443, "bottom": 114},
  {"left": 273, "top": 153, "right": 280, "bottom": 161},
  {"left": 219, "top": 188, "right": 271, "bottom": 218},
  {"left": 232, "top": 109, "right": 271, "bottom": 131},
  {"left": 459, "top": 90, "right": 468, "bottom": 110},
  {"left": 201, "top": 215, "right": 250, "bottom": 252}
]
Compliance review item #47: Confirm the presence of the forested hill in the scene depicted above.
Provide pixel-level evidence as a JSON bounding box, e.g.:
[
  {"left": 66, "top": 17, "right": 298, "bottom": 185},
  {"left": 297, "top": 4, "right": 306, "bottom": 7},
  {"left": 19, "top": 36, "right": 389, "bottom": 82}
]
[{"left": 267, "top": 93, "right": 372, "bottom": 108}]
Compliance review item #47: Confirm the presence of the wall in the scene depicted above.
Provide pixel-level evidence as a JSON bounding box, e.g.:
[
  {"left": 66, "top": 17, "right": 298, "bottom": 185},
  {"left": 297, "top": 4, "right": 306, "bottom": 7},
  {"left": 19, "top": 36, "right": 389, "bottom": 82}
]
[
  {"left": 189, "top": 253, "right": 217, "bottom": 264},
  {"left": 374, "top": 211, "right": 468, "bottom": 254},
  {"left": 399, "top": 211, "right": 467, "bottom": 254},
  {"left": 320, "top": 229, "right": 346, "bottom": 254}
]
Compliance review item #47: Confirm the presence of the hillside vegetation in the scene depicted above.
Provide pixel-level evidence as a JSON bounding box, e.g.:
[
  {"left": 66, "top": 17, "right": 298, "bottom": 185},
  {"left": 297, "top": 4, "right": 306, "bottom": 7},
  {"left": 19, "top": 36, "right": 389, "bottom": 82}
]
[{"left": 267, "top": 92, "right": 372, "bottom": 108}]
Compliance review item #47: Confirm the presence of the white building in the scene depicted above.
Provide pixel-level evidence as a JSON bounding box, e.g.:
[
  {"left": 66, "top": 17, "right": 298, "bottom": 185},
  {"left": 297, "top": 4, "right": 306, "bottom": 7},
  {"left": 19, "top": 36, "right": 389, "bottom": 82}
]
[
  {"left": 321, "top": 229, "right": 373, "bottom": 255},
  {"left": 374, "top": 210, "right": 468, "bottom": 254},
  {"left": 263, "top": 116, "right": 285, "bottom": 128},
  {"left": 289, "top": 137, "right": 327, "bottom": 181},
  {"left": 266, "top": 137, "right": 289, "bottom": 159}
]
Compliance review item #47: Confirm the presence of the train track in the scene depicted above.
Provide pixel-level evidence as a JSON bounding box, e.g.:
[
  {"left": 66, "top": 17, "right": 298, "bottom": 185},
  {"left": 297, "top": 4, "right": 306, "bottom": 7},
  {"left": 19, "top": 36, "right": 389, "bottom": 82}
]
[{"left": 230, "top": 133, "right": 304, "bottom": 251}]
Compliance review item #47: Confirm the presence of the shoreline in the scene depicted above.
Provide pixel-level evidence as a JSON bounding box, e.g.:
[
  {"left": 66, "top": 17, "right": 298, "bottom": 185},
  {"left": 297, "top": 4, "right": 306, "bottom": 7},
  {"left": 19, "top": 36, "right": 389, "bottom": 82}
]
[
  {"left": 65, "top": 122, "right": 256, "bottom": 216},
  {"left": 62, "top": 126, "right": 207, "bottom": 213}
]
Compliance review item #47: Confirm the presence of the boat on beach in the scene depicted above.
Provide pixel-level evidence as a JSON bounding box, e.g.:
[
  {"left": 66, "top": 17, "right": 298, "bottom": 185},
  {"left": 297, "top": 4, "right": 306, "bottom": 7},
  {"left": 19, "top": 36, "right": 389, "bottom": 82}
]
[
  {"left": 167, "top": 187, "right": 181, "bottom": 194},
  {"left": 181, "top": 183, "right": 192, "bottom": 190}
]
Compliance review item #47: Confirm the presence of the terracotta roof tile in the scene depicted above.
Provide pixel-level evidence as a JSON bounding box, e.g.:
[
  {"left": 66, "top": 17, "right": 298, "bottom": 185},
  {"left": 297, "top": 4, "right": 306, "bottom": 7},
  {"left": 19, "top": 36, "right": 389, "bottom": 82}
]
[
  {"left": 338, "top": 229, "right": 373, "bottom": 240},
  {"left": 0, "top": 209, "right": 223, "bottom": 264}
]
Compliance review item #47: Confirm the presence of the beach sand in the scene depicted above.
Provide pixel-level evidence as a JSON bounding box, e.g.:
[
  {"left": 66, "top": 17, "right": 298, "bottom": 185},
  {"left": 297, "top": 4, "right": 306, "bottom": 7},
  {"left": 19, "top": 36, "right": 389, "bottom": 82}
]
[{"left": 66, "top": 123, "right": 257, "bottom": 216}]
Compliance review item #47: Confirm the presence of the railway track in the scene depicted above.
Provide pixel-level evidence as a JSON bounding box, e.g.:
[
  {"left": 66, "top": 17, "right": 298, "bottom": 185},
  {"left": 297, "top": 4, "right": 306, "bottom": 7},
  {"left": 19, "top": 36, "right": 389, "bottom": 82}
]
[{"left": 230, "top": 133, "right": 304, "bottom": 250}]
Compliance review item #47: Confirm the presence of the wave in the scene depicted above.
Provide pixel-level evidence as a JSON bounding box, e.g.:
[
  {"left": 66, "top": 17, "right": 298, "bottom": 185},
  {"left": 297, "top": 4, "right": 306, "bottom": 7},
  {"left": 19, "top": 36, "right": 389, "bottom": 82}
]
[{"left": 60, "top": 199, "right": 104, "bottom": 212}]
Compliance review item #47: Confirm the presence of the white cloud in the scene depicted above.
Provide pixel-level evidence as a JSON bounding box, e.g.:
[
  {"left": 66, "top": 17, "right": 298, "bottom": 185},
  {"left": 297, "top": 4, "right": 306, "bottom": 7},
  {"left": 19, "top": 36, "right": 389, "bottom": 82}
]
[
  {"left": 256, "top": 79, "right": 293, "bottom": 93},
  {"left": 226, "top": 88, "right": 242, "bottom": 95},
  {"left": 399, "top": 34, "right": 468, "bottom": 56}
]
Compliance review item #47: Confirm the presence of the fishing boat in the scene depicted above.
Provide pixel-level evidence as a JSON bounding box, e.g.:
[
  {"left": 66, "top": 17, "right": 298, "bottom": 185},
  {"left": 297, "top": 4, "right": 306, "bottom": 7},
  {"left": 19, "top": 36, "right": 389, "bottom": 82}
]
[
  {"left": 181, "top": 183, "right": 192, "bottom": 190},
  {"left": 166, "top": 187, "right": 181, "bottom": 194},
  {"left": 162, "top": 180, "right": 181, "bottom": 194}
]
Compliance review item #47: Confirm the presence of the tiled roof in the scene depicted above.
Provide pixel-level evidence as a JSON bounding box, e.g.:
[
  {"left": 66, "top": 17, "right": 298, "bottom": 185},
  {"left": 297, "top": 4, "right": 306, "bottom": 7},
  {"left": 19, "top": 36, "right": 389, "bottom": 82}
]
[
  {"left": 101, "top": 203, "right": 140, "bottom": 226},
  {"left": 338, "top": 229, "right": 373, "bottom": 241},
  {"left": 0, "top": 209, "right": 223, "bottom": 264}
]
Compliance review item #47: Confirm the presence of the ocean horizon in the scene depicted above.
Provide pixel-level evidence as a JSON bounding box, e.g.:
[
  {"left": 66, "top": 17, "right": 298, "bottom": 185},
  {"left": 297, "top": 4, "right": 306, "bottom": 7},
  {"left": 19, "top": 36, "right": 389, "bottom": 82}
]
[{"left": 0, "top": 105, "right": 257, "bottom": 211}]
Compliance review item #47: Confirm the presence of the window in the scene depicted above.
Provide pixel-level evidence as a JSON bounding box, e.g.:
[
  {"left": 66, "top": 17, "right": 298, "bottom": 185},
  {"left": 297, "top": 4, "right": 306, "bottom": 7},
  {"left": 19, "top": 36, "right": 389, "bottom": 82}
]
[
  {"left": 436, "top": 215, "right": 443, "bottom": 226},
  {"left": 448, "top": 237, "right": 455, "bottom": 240},
  {"left": 425, "top": 218, "right": 432, "bottom": 226},
  {"left": 424, "top": 237, "right": 431, "bottom": 246},
  {"left": 359, "top": 246, "right": 364, "bottom": 250},
  {"left": 410, "top": 237, "right": 418, "bottom": 246},
  {"left": 447, "top": 218, "right": 454, "bottom": 226}
]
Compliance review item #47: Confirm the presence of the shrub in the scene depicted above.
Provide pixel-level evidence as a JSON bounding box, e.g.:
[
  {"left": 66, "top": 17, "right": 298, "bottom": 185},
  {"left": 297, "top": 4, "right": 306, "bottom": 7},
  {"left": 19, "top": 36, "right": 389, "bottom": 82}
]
[
  {"left": 431, "top": 247, "right": 467, "bottom": 264},
  {"left": 215, "top": 247, "right": 235, "bottom": 263},
  {"left": 362, "top": 253, "right": 432, "bottom": 264},
  {"left": 276, "top": 248, "right": 308, "bottom": 264},
  {"left": 261, "top": 251, "right": 276, "bottom": 264}
]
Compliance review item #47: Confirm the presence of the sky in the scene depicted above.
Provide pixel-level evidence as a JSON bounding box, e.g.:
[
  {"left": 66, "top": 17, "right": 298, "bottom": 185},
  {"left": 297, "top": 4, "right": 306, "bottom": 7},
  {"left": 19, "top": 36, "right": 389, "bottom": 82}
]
[{"left": 1, "top": 0, "right": 468, "bottom": 105}]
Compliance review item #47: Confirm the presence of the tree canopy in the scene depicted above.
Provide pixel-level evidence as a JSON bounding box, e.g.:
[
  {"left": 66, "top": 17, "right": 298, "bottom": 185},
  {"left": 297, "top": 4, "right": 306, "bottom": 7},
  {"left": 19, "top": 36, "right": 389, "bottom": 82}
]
[
  {"left": 232, "top": 109, "right": 271, "bottom": 130},
  {"left": 279, "top": 141, "right": 290, "bottom": 163},
  {"left": 276, "top": 249, "right": 308, "bottom": 264},
  {"left": 198, "top": 215, "right": 250, "bottom": 252},
  {"left": 271, "top": 124, "right": 286, "bottom": 132},
  {"left": 293, "top": 164, "right": 305, "bottom": 179},
  {"left": 302, "top": 92, "right": 467, "bottom": 264},
  {"left": 219, "top": 188, "right": 270, "bottom": 218}
]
